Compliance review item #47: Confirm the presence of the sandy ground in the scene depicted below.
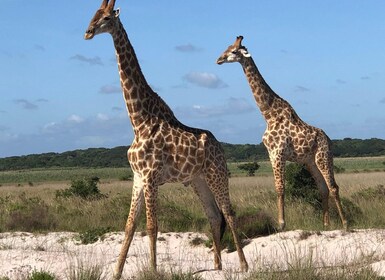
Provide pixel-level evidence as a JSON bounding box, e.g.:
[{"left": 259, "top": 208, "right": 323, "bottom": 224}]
[{"left": 0, "top": 229, "right": 385, "bottom": 279}]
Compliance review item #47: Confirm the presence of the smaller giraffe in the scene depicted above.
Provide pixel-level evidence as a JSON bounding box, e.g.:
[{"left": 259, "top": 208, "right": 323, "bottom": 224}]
[
  {"left": 84, "top": 1, "right": 247, "bottom": 278},
  {"left": 216, "top": 36, "right": 347, "bottom": 230}
]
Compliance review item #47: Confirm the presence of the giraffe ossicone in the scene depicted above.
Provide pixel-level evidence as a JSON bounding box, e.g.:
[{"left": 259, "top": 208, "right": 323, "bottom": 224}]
[
  {"left": 84, "top": 2, "right": 248, "bottom": 279},
  {"left": 217, "top": 35, "right": 348, "bottom": 231}
]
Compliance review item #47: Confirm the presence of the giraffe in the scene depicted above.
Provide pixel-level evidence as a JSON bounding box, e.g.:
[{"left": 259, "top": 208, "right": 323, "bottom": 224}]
[
  {"left": 84, "top": 1, "right": 248, "bottom": 278},
  {"left": 216, "top": 36, "right": 347, "bottom": 231}
]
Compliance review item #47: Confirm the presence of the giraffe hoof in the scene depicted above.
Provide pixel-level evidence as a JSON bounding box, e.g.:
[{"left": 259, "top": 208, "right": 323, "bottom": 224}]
[
  {"left": 343, "top": 221, "right": 349, "bottom": 231},
  {"left": 241, "top": 262, "right": 249, "bottom": 272},
  {"left": 278, "top": 222, "right": 286, "bottom": 231}
]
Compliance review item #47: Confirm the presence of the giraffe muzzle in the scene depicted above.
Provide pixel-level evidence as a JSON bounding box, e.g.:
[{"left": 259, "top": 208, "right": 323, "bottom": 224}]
[
  {"left": 84, "top": 28, "right": 95, "bottom": 40},
  {"left": 216, "top": 58, "right": 225, "bottom": 65}
]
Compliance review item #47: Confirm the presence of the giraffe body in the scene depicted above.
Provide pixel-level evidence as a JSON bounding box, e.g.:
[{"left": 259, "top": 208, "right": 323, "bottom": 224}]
[
  {"left": 217, "top": 36, "right": 347, "bottom": 230},
  {"left": 85, "top": 2, "right": 247, "bottom": 279}
]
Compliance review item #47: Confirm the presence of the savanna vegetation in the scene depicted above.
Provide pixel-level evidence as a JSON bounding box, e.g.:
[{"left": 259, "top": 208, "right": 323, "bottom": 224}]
[
  {"left": 0, "top": 139, "right": 385, "bottom": 279},
  {"left": 1, "top": 138, "right": 385, "bottom": 171}
]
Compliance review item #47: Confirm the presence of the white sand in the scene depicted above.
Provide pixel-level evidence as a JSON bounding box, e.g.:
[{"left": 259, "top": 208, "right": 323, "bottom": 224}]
[{"left": 0, "top": 229, "right": 384, "bottom": 279}]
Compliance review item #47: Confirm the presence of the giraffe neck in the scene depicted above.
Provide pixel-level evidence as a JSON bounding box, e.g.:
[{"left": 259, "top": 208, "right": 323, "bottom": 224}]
[
  {"left": 240, "top": 57, "right": 280, "bottom": 119},
  {"left": 111, "top": 20, "right": 176, "bottom": 134}
]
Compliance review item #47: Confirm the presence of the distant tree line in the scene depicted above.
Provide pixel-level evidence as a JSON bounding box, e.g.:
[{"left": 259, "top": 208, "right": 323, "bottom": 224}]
[{"left": 0, "top": 138, "right": 384, "bottom": 171}]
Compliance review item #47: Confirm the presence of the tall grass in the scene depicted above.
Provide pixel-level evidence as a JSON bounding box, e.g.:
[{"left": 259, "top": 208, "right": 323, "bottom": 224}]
[
  {"left": 0, "top": 170, "right": 384, "bottom": 279},
  {"left": 0, "top": 171, "right": 385, "bottom": 234}
]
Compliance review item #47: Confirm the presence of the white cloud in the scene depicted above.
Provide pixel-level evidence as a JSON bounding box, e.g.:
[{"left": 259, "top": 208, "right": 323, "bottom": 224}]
[
  {"left": 336, "top": 79, "right": 347, "bottom": 84},
  {"left": 97, "top": 113, "right": 109, "bottom": 121},
  {"left": 70, "top": 54, "right": 103, "bottom": 66},
  {"left": 68, "top": 114, "right": 84, "bottom": 123},
  {"left": 99, "top": 85, "right": 121, "bottom": 94},
  {"left": 175, "top": 44, "right": 202, "bottom": 53},
  {"left": 0, "top": 113, "right": 133, "bottom": 157},
  {"left": 175, "top": 97, "right": 254, "bottom": 118},
  {"left": 183, "top": 72, "right": 228, "bottom": 89},
  {"left": 14, "top": 99, "right": 38, "bottom": 110},
  {"left": 294, "top": 85, "right": 310, "bottom": 93}
]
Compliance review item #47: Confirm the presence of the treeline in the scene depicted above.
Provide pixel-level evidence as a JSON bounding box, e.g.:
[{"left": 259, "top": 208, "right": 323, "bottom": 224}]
[{"left": 1, "top": 138, "right": 385, "bottom": 171}]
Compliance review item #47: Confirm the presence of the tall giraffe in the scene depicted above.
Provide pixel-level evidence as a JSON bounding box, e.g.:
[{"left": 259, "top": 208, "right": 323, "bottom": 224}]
[
  {"left": 216, "top": 36, "right": 347, "bottom": 231},
  {"left": 84, "top": 1, "right": 248, "bottom": 278}
]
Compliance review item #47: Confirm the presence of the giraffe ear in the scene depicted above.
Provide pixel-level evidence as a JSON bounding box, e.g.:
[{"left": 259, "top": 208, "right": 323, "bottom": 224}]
[
  {"left": 240, "top": 48, "right": 251, "bottom": 58},
  {"left": 114, "top": 8, "right": 120, "bottom": 17}
]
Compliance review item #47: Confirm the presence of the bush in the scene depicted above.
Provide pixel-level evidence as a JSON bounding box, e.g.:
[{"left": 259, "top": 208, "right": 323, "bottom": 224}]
[
  {"left": 211, "top": 207, "right": 275, "bottom": 252},
  {"left": 28, "top": 270, "right": 56, "bottom": 280},
  {"left": 134, "top": 269, "right": 201, "bottom": 280},
  {"left": 78, "top": 227, "right": 111, "bottom": 244},
  {"left": 330, "top": 197, "right": 362, "bottom": 225},
  {"left": 158, "top": 200, "right": 206, "bottom": 232},
  {"left": 238, "top": 162, "right": 260, "bottom": 176},
  {"left": 333, "top": 165, "right": 345, "bottom": 174},
  {"left": 5, "top": 193, "right": 56, "bottom": 232},
  {"left": 119, "top": 175, "right": 132, "bottom": 181},
  {"left": 56, "top": 177, "right": 105, "bottom": 200},
  {"left": 286, "top": 163, "right": 362, "bottom": 225},
  {"left": 285, "top": 163, "right": 321, "bottom": 208},
  {"left": 66, "top": 262, "right": 105, "bottom": 280}
]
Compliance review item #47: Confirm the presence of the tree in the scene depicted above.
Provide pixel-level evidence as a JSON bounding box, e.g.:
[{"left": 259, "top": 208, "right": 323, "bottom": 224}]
[{"left": 237, "top": 162, "right": 260, "bottom": 176}]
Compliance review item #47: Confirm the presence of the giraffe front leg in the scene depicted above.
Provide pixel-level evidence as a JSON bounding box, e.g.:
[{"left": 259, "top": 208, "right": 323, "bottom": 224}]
[
  {"left": 271, "top": 158, "right": 286, "bottom": 231},
  {"left": 114, "top": 175, "right": 144, "bottom": 280},
  {"left": 144, "top": 183, "right": 159, "bottom": 271}
]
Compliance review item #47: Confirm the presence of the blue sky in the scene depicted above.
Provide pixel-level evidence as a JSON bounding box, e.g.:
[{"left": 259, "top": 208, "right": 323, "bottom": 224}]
[{"left": 1, "top": 1, "right": 384, "bottom": 158}]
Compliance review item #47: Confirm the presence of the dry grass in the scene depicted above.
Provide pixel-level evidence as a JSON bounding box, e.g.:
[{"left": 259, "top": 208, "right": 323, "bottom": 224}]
[
  {"left": 1, "top": 168, "right": 385, "bottom": 279},
  {"left": 1, "top": 171, "right": 384, "bottom": 233}
]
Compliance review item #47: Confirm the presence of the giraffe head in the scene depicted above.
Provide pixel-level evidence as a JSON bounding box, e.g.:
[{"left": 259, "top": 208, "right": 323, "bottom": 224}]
[
  {"left": 84, "top": 0, "right": 120, "bottom": 40},
  {"left": 216, "top": 36, "right": 251, "bottom": 65}
]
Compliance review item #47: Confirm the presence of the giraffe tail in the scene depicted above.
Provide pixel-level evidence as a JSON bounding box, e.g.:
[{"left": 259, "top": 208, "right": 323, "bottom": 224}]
[{"left": 219, "top": 211, "right": 226, "bottom": 240}]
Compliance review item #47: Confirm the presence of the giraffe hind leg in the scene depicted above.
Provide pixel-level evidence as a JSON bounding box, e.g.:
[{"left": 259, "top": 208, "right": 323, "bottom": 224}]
[
  {"left": 192, "top": 176, "right": 224, "bottom": 270},
  {"left": 315, "top": 154, "right": 348, "bottom": 230},
  {"left": 203, "top": 173, "right": 249, "bottom": 272},
  {"left": 306, "top": 161, "right": 330, "bottom": 227}
]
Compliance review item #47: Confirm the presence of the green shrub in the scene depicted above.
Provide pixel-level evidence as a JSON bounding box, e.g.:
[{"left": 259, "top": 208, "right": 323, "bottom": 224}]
[
  {"left": 78, "top": 227, "right": 111, "bottom": 244},
  {"left": 134, "top": 269, "right": 201, "bottom": 280},
  {"left": 66, "top": 262, "right": 105, "bottom": 280},
  {"left": 330, "top": 197, "right": 362, "bottom": 225},
  {"left": 28, "top": 270, "right": 56, "bottom": 280},
  {"left": 210, "top": 207, "right": 275, "bottom": 252},
  {"left": 56, "top": 177, "right": 105, "bottom": 200},
  {"left": 285, "top": 163, "right": 321, "bottom": 208},
  {"left": 158, "top": 200, "right": 206, "bottom": 232},
  {"left": 237, "top": 162, "right": 260, "bottom": 176},
  {"left": 285, "top": 163, "right": 362, "bottom": 225},
  {"left": 119, "top": 175, "right": 132, "bottom": 181},
  {"left": 333, "top": 165, "right": 345, "bottom": 174}
]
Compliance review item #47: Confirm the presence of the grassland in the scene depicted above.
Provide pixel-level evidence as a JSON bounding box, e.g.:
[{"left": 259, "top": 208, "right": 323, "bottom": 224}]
[
  {"left": 0, "top": 157, "right": 384, "bottom": 279},
  {"left": 0, "top": 166, "right": 384, "bottom": 233},
  {"left": 1, "top": 155, "right": 384, "bottom": 185}
]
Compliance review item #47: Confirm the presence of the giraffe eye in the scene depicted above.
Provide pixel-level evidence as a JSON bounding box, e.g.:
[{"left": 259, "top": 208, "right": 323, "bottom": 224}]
[
  {"left": 104, "top": 16, "right": 111, "bottom": 21},
  {"left": 231, "top": 50, "right": 238, "bottom": 54}
]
